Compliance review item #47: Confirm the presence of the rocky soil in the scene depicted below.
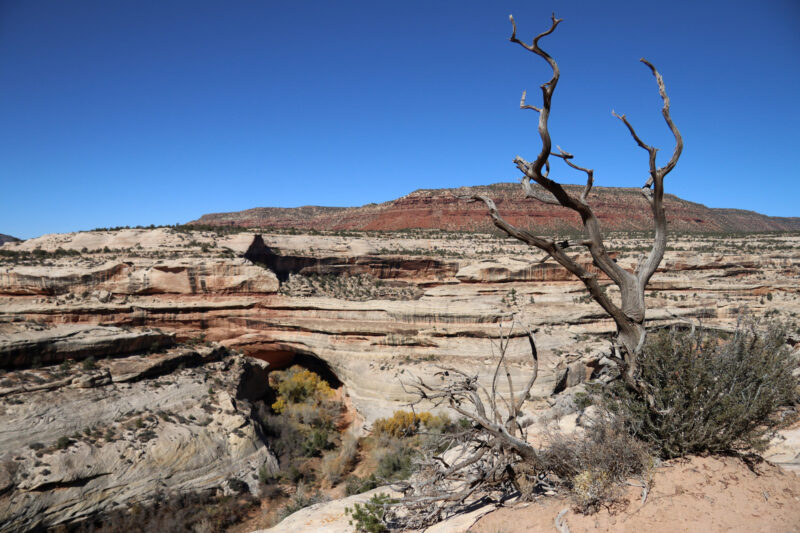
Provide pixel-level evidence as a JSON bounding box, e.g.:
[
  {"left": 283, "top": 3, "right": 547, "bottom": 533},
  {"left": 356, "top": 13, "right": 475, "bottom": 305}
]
[
  {"left": 471, "top": 455, "right": 800, "bottom": 533},
  {"left": 1, "top": 227, "right": 799, "bottom": 530}
]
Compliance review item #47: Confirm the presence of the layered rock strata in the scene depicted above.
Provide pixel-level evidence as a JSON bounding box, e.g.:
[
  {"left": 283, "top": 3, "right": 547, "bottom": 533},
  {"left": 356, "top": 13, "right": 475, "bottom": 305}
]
[
  {"left": 0, "top": 323, "right": 173, "bottom": 369},
  {"left": 1, "top": 228, "right": 799, "bottom": 529},
  {"left": 2, "top": 229, "right": 797, "bottom": 423},
  {"left": 192, "top": 183, "right": 800, "bottom": 233}
]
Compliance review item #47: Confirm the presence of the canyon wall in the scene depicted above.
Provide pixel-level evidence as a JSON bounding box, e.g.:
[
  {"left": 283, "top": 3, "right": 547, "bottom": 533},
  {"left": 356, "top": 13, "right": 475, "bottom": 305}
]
[{"left": 1, "top": 228, "right": 799, "bottom": 529}]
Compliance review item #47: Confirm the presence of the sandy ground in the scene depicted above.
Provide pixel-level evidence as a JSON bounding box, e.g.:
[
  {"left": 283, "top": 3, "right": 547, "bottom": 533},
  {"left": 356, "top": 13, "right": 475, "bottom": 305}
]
[{"left": 470, "top": 455, "right": 800, "bottom": 533}]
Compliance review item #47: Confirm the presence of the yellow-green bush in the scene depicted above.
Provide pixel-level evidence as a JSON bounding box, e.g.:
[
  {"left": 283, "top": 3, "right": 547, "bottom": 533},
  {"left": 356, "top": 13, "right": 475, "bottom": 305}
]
[
  {"left": 372, "top": 410, "right": 450, "bottom": 437},
  {"left": 270, "top": 366, "right": 334, "bottom": 413}
]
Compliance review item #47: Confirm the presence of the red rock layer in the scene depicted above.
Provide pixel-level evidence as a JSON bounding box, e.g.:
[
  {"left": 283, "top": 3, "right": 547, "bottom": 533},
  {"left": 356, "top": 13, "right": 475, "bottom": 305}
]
[{"left": 191, "top": 183, "right": 800, "bottom": 233}]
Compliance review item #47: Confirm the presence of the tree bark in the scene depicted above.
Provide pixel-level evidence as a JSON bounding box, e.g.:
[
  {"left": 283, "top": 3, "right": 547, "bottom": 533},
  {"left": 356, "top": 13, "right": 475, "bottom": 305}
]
[{"left": 472, "top": 14, "right": 682, "bottom": 393}]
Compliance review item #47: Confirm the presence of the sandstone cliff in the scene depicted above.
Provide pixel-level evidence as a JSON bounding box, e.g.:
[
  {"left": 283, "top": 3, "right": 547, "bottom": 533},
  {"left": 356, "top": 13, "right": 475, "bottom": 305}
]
[
  {"left": 0, "top": 337, "right": 278, "bottom": 532},
  {"left": 0, "top": 228, "right": 798, "bottom": 529}
]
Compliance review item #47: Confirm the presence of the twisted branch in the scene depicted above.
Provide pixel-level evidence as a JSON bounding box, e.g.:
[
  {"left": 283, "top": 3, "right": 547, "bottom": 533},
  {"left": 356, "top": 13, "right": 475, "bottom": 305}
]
[{"left": 472, "top": 14, "right": 682, "bottom": 390}]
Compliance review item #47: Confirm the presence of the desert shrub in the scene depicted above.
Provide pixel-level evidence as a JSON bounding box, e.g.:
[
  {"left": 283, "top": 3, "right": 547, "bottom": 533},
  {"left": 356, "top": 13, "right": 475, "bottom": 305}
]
[
  {"left": 321, "top": 433, "right": 359, "bottom": 486},
  {"left": 372, "top": 410, "right": 447, "bottom": 438},
  {"left": 345, "top": 474, "right": 381, "bottom": 496},
  {"left": 226, "top": 477, "right": 250, "bottom": 494},
  {"left": 539, "top": 416, "right": 653, "bottom": 513},
  {"left": 288, "top": 401, "right": 341, "bottom": 431},
  {"left": 420, "top": 413, "right": 453, "bottom": 433},
  {"left": 278, "top": 484, "right": 329, "bottom": 520},
  {"left": 75, "top": 489, "right": 258, "bottom": 533},
  {"left": 257, "top": 464, "right": 272, "bottom": 484},
  {"left": 55, "top": 436, "right": 72, "bottom": 450},
  {"left": 570, "top": 469, "right": 612, "bottom": 513},
  {"left": 604, "top": 320, "right": 798, "bottom": 458},
  {"left": 301, "top": 428, "right": 333, "bottom": 457},
  {"left": 255, "top": 367, "right": 347, "bottom": 491},
  {"left": 257, "top": 411, "right": 305, "bottom": 461},
  {"left": 345, "top": 493, "right": 396, "bottom": 533},
  {"left": 270, "top": 365, "right": 334, "bottom": 413},
  {"left": 82, "top": 356, "right": 97, "bottom": 370},
  {"left": 375, "top": 440, "right": 417, "bottom": 481},
  {"left": 372, "top": 410, "right": 421, "bottom": 437},
  {"left": 260, "top": 482, "right": 287, "bottom": 500}
]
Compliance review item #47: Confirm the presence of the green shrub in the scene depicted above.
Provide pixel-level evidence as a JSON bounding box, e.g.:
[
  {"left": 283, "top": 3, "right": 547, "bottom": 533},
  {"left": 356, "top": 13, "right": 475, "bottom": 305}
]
[
  {"left": 376, "top": 442, "right": 417, "bottom": 481},
  {"left": 301, "top": 428, "right": 333, "bottom": 457},
  {"left": 75, "top": 489, "right": 259, "bottom": 532},
  {"left": 345, "top": 493, "right": 395, "bottom": 533},
  {"left": 321, "top": 433, "right": 359, "bottom": 486},
  {"left": 56, "top": 436, "right": 73, "bottom": 450},
  {"left": 604, "top": 320, "right": 798, "bottom": 458},
  {"left": 278, "top": 484, "right": 329, "bottom": 520},
  {"left": 345, "top": 474, "right": 380, "bottom": 496}
]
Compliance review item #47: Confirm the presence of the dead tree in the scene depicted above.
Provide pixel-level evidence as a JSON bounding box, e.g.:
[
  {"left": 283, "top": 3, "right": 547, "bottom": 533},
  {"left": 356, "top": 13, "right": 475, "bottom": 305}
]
[
  {"left": 394, "top": 14, "right": 682, "bottom": 526},
  {"left": 472, "top": 13, "right": 682, "bottom": 398},
  {"left": 397, "top": 320, "right": 545, "bottom": 527}
]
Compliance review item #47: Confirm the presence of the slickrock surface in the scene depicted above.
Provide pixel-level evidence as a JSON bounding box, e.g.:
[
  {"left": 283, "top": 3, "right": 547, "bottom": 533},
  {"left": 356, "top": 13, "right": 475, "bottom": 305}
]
[
  {"left": 254, "top": 487, "right": 402, "bottom": 533},
  {"left": 0, "top": 344, "right": 278, "bottom": 532},
  {"left": 0, "top": 258, "right": 279, "bottom": 296}
]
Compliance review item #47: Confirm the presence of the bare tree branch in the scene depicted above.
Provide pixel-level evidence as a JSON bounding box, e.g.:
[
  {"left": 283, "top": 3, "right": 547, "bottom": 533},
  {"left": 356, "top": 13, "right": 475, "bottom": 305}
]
[
  {"left": 519, "top": 90, "right": 542, "bottom": 112},
  {"left": 471, "top": 14, "right": 682, "bottom": 393},
  {"left": 395, "top": 319, "right": 544, "bottom": 527},
  {"left": 552, "top": 146, "right": 594, "bottom": 202},
  {"left": 398, "top": 15, "right": 684, "bottom": 527}
]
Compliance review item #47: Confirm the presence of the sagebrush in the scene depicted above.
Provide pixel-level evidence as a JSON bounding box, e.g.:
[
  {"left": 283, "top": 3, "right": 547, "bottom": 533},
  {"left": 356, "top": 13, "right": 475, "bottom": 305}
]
[{"left": 603, "top": 320, "right": 798, "bottom": 458}]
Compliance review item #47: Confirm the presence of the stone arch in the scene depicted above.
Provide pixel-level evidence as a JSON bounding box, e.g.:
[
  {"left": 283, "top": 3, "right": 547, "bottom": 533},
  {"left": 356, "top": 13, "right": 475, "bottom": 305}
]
[{"left": 243, "top": 342, "right": 342, "bottom": 389}]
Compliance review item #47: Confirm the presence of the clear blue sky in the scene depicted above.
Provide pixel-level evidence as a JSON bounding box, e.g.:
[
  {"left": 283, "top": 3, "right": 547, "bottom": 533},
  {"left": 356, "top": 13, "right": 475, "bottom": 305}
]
[{"left": 1, "top": 1, "right": 798, "bottom": 239}]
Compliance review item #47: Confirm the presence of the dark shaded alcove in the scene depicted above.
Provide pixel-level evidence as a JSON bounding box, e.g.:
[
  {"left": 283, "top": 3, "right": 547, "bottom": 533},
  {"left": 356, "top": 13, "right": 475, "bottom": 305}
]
[
  {"left": 243, "top": 233, "right": 457, "bottom": 282},
  {"left": 289, "top": 351, "right": 342, "bottom": 389},
  {"left": 245, "top": 343, "right": 342, "bottom": 390}
]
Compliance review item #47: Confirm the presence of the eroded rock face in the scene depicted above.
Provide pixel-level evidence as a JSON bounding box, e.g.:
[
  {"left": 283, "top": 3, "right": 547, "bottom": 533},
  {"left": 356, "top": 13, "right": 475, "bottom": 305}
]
[
  {"left": 0, "top": 259, "right": 279, "bottom": 296},
  {"left": 2, "top": 229, "right": 799, "bottom": 424},
  {"left": 0, "top": 343, "right": 278, "bottom": 532},
  {"left": 455, "top": 255, "right": 609, "bottom": 283},
  {"left": 0, "top": 228, "right": 799, "bottom": 529},
  {"left": 0, "top": 323, "right": 174, "bottom": 369}
]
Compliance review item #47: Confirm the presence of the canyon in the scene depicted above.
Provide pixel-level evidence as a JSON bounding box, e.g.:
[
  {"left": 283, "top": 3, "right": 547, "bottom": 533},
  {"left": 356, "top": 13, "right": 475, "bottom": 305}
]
[{"left": 1, "top": 225, "right": 799, "bottom": 531}]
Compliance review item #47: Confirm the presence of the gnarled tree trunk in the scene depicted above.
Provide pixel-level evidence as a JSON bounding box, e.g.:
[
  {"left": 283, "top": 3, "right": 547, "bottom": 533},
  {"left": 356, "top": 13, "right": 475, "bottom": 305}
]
[
  {"left": 471, "top": 13, "right": 682, "bottom": 396},
  {"left": 395, "top": 15, "right": 683, "bottom": 527}
]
